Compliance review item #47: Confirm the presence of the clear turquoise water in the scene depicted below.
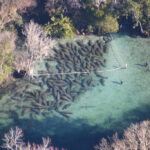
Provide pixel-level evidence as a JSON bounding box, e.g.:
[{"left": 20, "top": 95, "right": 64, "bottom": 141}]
[{"left": 0, "top": 33, "right": 150, "bottom": 150}]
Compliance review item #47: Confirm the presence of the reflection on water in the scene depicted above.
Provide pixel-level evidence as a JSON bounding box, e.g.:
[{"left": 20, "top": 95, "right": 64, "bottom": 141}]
[{"left": 0, "top": 34, "right": 150, "bottom": 150}]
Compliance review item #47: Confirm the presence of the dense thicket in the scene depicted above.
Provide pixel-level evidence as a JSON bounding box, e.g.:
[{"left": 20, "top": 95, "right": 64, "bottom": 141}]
[
  {"left": 0, "top": 0, "right": 37, "bottom": 84},
  {"left": 44, "top": 0, "right": 150, "bottom": 36}
]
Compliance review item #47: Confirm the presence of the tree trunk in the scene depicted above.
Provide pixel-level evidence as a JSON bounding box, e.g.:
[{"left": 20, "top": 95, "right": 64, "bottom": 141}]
[{"left": 139, "top": 21, "right": 143, "bottom": 33}]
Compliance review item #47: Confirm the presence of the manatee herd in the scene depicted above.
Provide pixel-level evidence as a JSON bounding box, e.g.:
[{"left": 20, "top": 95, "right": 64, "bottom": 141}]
[{"left": 11, "top": 36, "right": 111, "bottom": 119}]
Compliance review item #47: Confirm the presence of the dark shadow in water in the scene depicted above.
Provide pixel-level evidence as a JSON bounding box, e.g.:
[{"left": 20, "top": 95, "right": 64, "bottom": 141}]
[
  {"left": 115, "top": 103, "right": 150, "bottom": 137},
  {"left": 0, "top": 101, "right": 150, "bottom": 150},
  {"left": 134, "top": 64, "right": 150, "bottom": 72},
  {"left": 0, "top": 108, "right": 116, "bottom": 150},
  {"left": 0, "top": 116, "right": 110, "bottom": 150}
]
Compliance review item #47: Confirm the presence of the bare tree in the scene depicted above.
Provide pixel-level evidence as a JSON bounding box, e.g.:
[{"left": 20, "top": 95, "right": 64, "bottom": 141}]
[
  {"left": 14, "top": 20, "right": 55, "bottom": 76},
  {"left": 95, "top": 120, "right": 150, "bottom": 150},
  {"left": 123, "top": 121, "right": 150, "bottom": 150},
  {"left": 2, "top": 127, "right": 25, "bottom": 150},
  {"left": 95, "top": 138, "right": 111, "bottom": 150},
  {"left": 2, "top": 127, "right": 66, "bottom": 150},
  {"left": 26, "top": 138, "right": 52, "bottom": 150}
]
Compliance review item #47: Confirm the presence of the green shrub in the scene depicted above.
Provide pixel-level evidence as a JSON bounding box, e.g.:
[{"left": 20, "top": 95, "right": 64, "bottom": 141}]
[
  {"left": 87, "top": 25, "right": 94, "bottom": 33},
  {"left": 95, "top": 15, "right": 119, "bottom": 33},
  {"left": 4, "top": 24, "right": 18, "bottom": 35},
  {"left": 0, "top": 42, "right": 14, "bottom": 84},
  {"left": 45, "top": 14, "right": 75, "bottom": 39}
]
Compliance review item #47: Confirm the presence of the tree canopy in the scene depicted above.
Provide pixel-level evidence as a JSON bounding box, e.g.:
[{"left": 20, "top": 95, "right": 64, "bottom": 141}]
[{"left": 45, "top": 14, "right": 75, "bottom": 39}]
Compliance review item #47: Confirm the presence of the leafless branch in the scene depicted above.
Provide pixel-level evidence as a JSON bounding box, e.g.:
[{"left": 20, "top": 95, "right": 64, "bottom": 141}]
[
  {"left": 2, "top": 127, "right": 67, "bottom": 150},
  {"left": 14, "top": 20, "right": 55, "bottom": 75},
  {"left": 2, "top": 127, "right": 24, "bottom": 150}
]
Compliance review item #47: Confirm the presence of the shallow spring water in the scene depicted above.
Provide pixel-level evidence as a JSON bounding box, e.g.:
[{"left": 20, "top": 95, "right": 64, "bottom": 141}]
[{"left": 0, "top": 33, "right": 150, "bottom": 150}]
